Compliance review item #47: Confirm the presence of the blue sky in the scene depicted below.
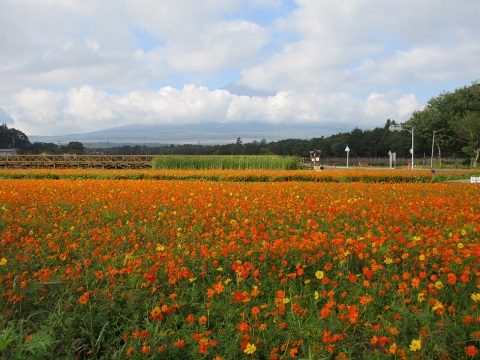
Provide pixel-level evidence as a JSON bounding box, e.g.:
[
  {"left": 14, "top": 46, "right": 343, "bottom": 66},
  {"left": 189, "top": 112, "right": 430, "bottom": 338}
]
[{"left": 0, "top": 0, "right": 479, "bottom": 136}]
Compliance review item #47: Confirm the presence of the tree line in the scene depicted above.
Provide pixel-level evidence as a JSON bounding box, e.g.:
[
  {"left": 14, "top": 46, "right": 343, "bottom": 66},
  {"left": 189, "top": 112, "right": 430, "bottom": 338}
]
[{"left": 2, "top": 81, "right": 479, "bottom": 166}]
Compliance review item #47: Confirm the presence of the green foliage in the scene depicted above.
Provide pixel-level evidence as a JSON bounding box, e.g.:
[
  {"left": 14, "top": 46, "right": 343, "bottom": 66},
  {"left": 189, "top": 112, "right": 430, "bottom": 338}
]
[
  {"left": 0, "top": 323, "right": 15, "bottom": 351},
  {"left": 152, "top": 155, "right": 300, "bottom": 170},
  {"left": 0, "top": 321, "right": 55, "bottom": 359},
  {"left": 408, "top": 81, "right": 480, "bottom": 165},
  {"left": 0, "top": 123, "right": 31, "bottom": 151}
]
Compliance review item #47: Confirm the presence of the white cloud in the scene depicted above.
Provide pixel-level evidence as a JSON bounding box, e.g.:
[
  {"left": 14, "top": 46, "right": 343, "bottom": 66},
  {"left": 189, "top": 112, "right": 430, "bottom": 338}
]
[
  {"left": 164, "top": 20, "right": 268, "bottom": 74},
  {"left": 5, "top": 85, "right": 418, "bottom": 136},
  {"left": 0, "top": 0, "right": 479, "bottom": 137},
  {"left": 10, "top": 89, "right": 65, "bottom": 134}
]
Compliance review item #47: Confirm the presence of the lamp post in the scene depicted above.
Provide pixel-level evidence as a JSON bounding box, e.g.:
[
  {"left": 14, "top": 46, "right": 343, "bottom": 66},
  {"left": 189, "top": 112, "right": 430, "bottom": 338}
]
[{"left": 389, "top": 124, "right": 414, "bottom": 170}]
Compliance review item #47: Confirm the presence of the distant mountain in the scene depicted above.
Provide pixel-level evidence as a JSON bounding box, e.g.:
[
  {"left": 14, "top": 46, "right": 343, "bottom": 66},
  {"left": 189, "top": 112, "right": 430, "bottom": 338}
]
[
  {"left": 221, "top": 82, "right": 276, "bottom": 97},
  {"left": 29, "top": 121, "right": 346, "bottom": 146}
]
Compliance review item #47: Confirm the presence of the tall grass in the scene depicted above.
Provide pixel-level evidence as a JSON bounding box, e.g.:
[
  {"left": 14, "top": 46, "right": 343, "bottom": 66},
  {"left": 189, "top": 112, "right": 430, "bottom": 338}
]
[{"left": 152, "top": 155, "right": 299, "bottom": 170}]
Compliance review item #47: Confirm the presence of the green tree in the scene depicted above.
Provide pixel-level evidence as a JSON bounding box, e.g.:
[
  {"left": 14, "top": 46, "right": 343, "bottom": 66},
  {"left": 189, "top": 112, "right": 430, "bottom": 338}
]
[
  {"left": 448, "top": 81, "right": 480, "bottom": 166},
  {"left": 453, "top": 110, "right": 480, "bottom": 167},
  {"left": 27, "top": 142, "right": 60, "bottom": 154},
  {"left": 408, "top": 81, "right": 480, "bottom": 165},
  {"left": 0, "top": 124, "right": 31, "bottom": 152},
  {"left": 62, "top": 141, "right": 85, "bottom": 154}
]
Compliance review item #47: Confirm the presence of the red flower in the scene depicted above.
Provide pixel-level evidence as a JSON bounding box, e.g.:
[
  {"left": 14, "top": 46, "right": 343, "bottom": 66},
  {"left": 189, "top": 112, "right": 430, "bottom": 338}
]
[{"left": 233, "top": 291, "right": 245, "bottom": 302}]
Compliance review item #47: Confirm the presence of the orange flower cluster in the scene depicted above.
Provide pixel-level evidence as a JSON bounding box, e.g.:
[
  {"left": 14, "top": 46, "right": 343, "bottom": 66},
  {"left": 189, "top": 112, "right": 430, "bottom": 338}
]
[{"left": 0, "top": 175, "right": 479, "bottom": 359}]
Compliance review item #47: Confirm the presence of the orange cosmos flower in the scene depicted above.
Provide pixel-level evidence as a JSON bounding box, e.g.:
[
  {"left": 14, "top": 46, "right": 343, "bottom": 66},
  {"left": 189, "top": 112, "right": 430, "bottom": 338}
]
[
  {"left": 173, "top": 339, "right": 186, "bottom": 348},
  {"left": 447, "top": 273, "right": 457, "bottom": 285},
  {"left": 126, "top": 346, "right": 135, "bottom": 356},
  {"left": 466, "top": 345, "right": 478, "bottom": 357},
  {"left": 237, "top": 321, "right": 250, "bottom": 332},
  {"left": 213, "top": 281, "right": 224, "bottom": 294},
  {"left": 233, "top": 291, "right": 245, "bottom": 302},
  {"left": 206, "top": 288, "right": 215, "bottom": 298},
  {"left": 199, "top": 339, "right": 208, "bottom": 355},
  {"left": 77, "top": 291, "right": 91, "bottom": 305},
  {"left": 185, "top": 313, "right": 195, "bottom": 323},
  {"left": 359, "top": 294, "right": 374, "bottom": 306},
  {"left": 140, "top": 343, "right": 151, "bottom": 354},
  {"left": 150, "top": 306, "right": 164, "bottom": 321},
  {"left": 251, "top": 306, "right": 260, "bottom": 319}
]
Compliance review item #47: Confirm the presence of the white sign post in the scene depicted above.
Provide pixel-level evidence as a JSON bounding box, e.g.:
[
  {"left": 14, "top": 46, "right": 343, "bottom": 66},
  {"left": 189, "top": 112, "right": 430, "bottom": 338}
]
[{"left": 345, "top": 146, "right": 350, "bottom": 168}]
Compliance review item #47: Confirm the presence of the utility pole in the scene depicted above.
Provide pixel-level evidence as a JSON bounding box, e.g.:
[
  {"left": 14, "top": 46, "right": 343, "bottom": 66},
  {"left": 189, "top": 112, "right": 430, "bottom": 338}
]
[{"left": 430, "top": 131, "right": 436, "bottom": 168}]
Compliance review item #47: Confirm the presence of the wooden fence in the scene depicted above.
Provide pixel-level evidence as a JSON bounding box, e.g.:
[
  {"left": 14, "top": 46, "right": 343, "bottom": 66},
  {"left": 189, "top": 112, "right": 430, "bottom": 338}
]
[{"left": 0, "top": 154, "right": 157, "bottom": 169}]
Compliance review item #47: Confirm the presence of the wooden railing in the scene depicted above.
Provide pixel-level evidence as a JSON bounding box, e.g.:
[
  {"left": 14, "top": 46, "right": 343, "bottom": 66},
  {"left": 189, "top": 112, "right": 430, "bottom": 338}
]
[{"left": 0, "top": 154, "right": 157, "bottom": 169}]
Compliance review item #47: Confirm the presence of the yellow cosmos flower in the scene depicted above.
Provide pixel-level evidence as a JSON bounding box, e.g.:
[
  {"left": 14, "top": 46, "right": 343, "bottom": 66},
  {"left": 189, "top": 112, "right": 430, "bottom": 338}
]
[
  {"left": 244, "top": 343, "right": 257, "bottom": 355},
  {"left": 434, "top": 281, "right": 443, "bottom": 290},
  {"left": 314, "top": 291, "right": 320, "bottom": 300},
  {"left": 409, "top": 339, "right": 421, "bottom": 352},
  {"left": 0, "top": 257, "right": 7, "bottom": 266},
  {"left": 315, "top": 271, "right": 324, "bottom": 280}
]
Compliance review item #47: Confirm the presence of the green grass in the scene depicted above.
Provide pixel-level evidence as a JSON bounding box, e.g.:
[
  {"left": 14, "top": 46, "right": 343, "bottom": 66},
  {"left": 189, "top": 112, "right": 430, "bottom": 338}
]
[{"left": 151, "top": 155, "right": 299, "bottom": 170}]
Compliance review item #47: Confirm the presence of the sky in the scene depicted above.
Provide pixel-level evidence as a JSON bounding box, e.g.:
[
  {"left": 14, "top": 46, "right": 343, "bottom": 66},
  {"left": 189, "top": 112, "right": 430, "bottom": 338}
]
[{"left": 1, "top": 0, "right": 479, "bottom": 137}]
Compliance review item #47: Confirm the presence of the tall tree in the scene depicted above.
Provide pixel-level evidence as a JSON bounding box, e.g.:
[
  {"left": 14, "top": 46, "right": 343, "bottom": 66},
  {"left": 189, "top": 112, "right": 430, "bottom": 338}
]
[
  {"left": 409, "top": 95, "right": 456, "bottom": 165},
  {"left": 0, "top": 123, "right": 31, "bottom": 151},
  {"left": 453, "top": 110, "right": 480, "bottom": 167},
  {"left": 449, "top": 81, "right": 480, "bottom": 166},
  {"left": 408, "top": 81, "right": 480, "bottom": 165}
]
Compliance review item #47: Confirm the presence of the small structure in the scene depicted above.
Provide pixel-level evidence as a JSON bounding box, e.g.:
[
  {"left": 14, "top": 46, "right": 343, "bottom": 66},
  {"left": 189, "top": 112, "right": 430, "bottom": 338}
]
[
  {"left": 310, "top": 150, "right": 322, "bottom": 169},
  {"left": 0, "top": 149, "right": 18, "bottom": 155}
]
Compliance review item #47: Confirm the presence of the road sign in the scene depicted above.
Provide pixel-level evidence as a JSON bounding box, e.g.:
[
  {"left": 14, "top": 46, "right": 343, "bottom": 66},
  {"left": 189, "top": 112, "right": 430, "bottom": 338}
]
[{"left": 389, "top": 125, "right": 403, "bottom": 131}]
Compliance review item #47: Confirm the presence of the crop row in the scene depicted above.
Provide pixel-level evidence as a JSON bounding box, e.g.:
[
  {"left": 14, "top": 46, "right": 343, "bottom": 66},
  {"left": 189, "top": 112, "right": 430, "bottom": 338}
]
[
  {"left": 152, "top": 155, "right": 300, "bottom": 170},
  {"left": 1, "top": 178, "right": 479, "bottom": 359},
  {"left": 0, "top": 168, "right": 479, "bottom": 182}
]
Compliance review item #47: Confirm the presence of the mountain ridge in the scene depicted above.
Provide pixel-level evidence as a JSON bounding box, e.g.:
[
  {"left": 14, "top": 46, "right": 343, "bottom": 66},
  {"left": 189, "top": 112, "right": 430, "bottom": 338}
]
[{"left": 29, "top": 121, "right": 347, "bottom": 145}]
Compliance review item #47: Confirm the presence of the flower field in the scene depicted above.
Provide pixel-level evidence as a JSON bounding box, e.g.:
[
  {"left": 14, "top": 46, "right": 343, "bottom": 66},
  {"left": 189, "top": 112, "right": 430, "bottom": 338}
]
[
  {"left": 1, "top": 170, "right": 480, "bottom": 359},
  {"left": 0, "top": 168, "right": 479, "bottom": 182}
]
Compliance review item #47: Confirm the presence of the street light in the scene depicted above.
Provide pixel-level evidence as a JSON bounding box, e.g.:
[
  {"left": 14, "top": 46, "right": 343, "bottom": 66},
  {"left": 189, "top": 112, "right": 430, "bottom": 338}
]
[{"left": 389, "top": 124, "right": 414, "bottom": 170}]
